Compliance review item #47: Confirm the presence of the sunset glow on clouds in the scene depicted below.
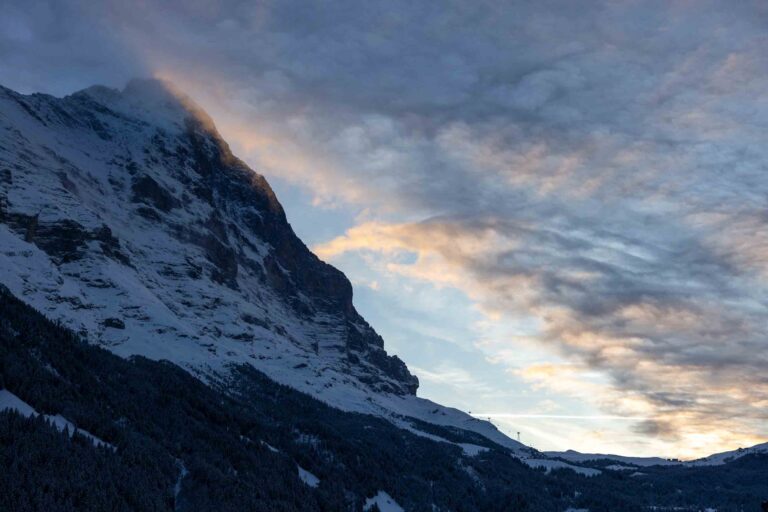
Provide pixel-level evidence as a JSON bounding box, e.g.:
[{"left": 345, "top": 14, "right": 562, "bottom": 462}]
[{"left": 4, "top": 0, "right": 768, "bottom": 458}]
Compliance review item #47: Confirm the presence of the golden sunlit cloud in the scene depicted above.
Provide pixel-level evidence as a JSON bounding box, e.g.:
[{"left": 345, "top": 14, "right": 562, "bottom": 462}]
[{"left": 315, "top": 218, "right": 768, "bottom": 459}]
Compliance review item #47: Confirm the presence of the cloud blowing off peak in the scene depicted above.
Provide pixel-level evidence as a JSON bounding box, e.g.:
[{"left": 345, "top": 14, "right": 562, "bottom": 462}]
[{"left": 4, "top": 0, "right": 768, "bottom": 457}]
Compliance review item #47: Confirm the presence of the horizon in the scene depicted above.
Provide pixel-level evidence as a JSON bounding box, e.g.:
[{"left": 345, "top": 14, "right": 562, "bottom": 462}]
[{"left": 3, "top": 0, "right": 768, "bottom": 460}]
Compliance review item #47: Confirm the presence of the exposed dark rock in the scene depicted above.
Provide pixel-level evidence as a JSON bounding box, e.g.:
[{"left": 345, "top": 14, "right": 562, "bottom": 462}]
[
  {"left": 131, "top": 174, "right": 180, "bottom": 212},
  {"left": 366, "top": 349, "right": 418, "bottom": 395},
  {"left": 135, "top": 206, "right": 161, "bottom": 221},
  {"left": 94, "top": 225, "right": 131, "bottom": 266},
  {"left": 200, "top": 233, "right": 238, "bottom": 288},
  {"left": 2, "top": 213, "right": 131, "bottom": 267},
  {"left": 103, "top": 317, "right": 125, "bottom": 329},
  {"left": 30, "top": 219, "right": 89, "bottom": 263},
  {"left": 24, "top": 213, "right": 38, "bottom": 243},
  {"left": 184, "top": 258, "right": 203, "bottom": 279},
  {"left": 241, "top": 313, "right": 269, "bottom": 329},
  {"left": 57, "top": 171, "right": 78, "bottom": 195}
]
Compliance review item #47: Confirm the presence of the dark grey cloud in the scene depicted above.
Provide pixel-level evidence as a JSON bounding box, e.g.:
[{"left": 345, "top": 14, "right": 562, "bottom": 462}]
[
  {"left": 3, "top": 0, "right": 768, "bottom": 447},
  {"left": 0, "top": 2, "right": 146, "bottom": 94}
]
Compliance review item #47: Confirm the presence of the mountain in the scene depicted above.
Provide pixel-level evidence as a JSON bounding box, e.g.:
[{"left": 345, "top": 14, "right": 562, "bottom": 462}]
[
  {"left": 547, "top": 442, "right": 768, "bottom": 469},
  {"left": 0, "top": 78, "right": 522, "bottom": 452},
  {"left": 0, "top": 283, "right": 580, "bottom": 511},
  {"left": 0, "top": 78, "right": 414, "bottom": 394},
  {"left": 545, "top": 450, "right": 679, "bottom": 468},
  {"left": 688, "top": 442, "right": 768, "bottom": 467},
  {"left": 0, "top": 80, "right": 767, "bottom": 511}
]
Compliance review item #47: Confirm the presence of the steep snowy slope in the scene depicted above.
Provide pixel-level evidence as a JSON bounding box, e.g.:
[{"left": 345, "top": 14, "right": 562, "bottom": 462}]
[{"left": 0, "top": 79, "right": 526, "bottom": 453}]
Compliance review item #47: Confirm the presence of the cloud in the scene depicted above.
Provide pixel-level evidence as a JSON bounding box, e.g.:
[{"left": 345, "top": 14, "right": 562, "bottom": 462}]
[
  {"left": 315, "top": 213, "right": 768, "bottom": 452},
  {"left": 3, "top": 0, "right": 768, "bottom": 456}
]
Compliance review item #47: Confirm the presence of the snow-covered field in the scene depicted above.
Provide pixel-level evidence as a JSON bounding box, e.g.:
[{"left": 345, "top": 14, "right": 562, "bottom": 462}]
[
  {"left": 364, "top": 491, "right": 404, "bottom": 512},
  {"left": 0, "top": 389, "right": 112, "bottom": 449},
  {"left": 297, "top": 466, "right": 320, "bottom": 488}
]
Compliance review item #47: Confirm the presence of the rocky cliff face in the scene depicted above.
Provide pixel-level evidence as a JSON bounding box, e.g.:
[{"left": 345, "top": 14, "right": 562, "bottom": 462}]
[{"left": 0, "top": 79, "right": 417, "bottom": 396}]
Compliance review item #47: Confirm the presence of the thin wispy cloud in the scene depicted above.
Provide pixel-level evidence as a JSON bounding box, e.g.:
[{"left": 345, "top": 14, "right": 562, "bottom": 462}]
[{"left": 473, "top": 414, "right": 651, "bottom": 421}]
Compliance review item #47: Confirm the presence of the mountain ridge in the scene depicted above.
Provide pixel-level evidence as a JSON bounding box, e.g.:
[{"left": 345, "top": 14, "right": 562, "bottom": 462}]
[
  {"left": 546, "top": 443, "right": 768, "bottom": 468},
  {"left": 0, "top": 77, "right": 415, "bottom": 391}
]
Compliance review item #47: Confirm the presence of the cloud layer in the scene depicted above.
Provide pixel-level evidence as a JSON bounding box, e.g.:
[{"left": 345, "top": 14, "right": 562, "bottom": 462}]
[{"left": 3, "top": 0, "right": 768, "bottom": 456}]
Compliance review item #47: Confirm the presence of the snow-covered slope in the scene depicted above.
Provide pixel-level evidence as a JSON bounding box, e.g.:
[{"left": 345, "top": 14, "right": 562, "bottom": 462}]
[
  {"left": 0, "top": 389, "right": 112, "bottom": 448},
  {"left": 545, "top": 449, "right": 678, "bottom": 467},
  {"left": 0, "top": 79, "right": 527, "bottom": 454},
  {"left": 364, "top": 491, "right": 404, "bottom": 512},
  {"left": 686, "top": 442, "right": 768, "bottom": 466},
  {"left": 548, "top": 443, "right": 768, "bottom": 468},
  {"left": 522, "top": 457, "right": 601, "bottom": 477}
]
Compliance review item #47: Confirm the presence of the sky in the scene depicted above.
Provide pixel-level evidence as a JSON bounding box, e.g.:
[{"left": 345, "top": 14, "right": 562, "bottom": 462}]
[{"left": 2, "top": 0, "right": 768, "bottom": 459}]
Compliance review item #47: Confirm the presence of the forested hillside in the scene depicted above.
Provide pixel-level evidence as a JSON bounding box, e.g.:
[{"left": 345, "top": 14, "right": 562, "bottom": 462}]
[{"left": 1, "top": 285, "right": 766, "bottom": 511}]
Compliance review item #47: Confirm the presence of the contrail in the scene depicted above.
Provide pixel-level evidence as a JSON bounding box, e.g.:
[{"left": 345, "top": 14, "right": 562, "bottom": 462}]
[{"left": 471, "top": 413, "right": 650, "bottom": 421}]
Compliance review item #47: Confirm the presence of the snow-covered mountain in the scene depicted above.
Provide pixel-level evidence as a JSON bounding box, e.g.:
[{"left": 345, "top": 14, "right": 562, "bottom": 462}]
[
  {"left": 545, "top": 450, "right": 679, "bottom": 467},
  {"left": 687, "top": 442, "right": 768, "bottom": 466},
  {"left": 547, "top": 442, "right": 768, "bottom": 468},
  {"left": 0, "top": 79, "right": 525, "bottom": 453}
]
